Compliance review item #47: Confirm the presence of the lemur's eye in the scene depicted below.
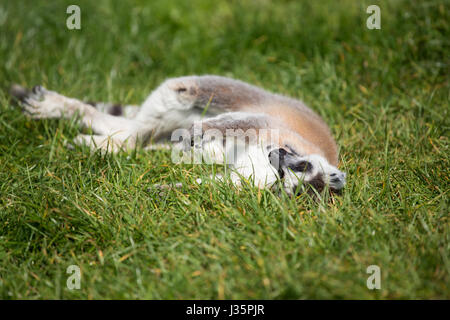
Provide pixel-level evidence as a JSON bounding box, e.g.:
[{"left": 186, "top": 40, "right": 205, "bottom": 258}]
[{"left": 290, "top": 161, "right": 312, "bottom": 173}]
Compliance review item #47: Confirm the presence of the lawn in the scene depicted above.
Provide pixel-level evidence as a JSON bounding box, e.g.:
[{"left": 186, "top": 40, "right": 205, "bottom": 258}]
[{"left": 0, "top": 0, "right": 448, "bottom": 299}]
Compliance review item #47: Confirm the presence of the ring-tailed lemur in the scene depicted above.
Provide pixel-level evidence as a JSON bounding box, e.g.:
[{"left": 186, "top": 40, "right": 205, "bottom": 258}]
[{"left": 10, "top": 75, "right": 346, "bottom": 196}]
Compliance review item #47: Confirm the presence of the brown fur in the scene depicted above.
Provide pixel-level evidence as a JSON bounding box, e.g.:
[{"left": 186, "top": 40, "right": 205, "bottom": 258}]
[{"left": 189, "top": 76, "right": 339, "bottom": 166}]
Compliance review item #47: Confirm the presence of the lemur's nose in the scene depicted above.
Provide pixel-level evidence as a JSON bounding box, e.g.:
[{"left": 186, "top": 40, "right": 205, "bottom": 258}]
[
  {"left": 331, "top": 172, "right": 346, "bottom": 178},
  {"left": 330, "top": 171, "right": 346, "bottom": 186}
]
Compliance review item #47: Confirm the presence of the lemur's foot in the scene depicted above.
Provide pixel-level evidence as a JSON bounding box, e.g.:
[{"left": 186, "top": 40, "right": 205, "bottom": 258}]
[
  {"left": 20, "top": 85, "right": 66, "bottom": 119},
  {"left": 10, "top": 84, "right": 31, "bottom": 105}
]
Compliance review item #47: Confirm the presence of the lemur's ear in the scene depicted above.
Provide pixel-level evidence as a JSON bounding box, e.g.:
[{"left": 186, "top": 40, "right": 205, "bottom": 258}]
[{"left": 268, "top": 148, "right": 288, "bottom": 170}]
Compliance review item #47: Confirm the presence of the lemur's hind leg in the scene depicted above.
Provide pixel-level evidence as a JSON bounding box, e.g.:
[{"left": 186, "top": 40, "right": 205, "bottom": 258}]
[
  {"left": 133, "top": 77, "right": 207, "bottom": 140},
  {"left": 86, "top": 101, "right": 140, "bottom": 119},
  {"left": 19, "top": 86, "right": 149, "bottom": 151}
]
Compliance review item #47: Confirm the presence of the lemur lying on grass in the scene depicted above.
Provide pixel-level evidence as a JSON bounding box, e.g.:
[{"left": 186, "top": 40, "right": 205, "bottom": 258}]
[{"left": 11, "top": 75, "right": 346, "bottom": 196}]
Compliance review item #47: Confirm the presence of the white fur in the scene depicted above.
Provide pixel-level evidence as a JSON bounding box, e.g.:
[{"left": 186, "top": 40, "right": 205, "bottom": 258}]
[{"left": 198, "top": 136, "right": 279, "bottom": 188}]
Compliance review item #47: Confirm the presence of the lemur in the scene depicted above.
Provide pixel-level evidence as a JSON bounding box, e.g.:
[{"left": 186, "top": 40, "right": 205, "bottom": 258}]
[{"left": 10, "top": 75, "right": 346, "bottom": 196}]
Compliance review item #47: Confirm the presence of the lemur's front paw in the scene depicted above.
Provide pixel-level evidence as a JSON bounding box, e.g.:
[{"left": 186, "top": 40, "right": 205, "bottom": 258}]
[{"left": 21, "top": 86, "right": 62, "bottom": 119}]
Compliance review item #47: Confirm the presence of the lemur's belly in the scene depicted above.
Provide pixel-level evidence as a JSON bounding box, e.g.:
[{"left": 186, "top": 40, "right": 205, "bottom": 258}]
[{"left": 200, "top": 135, "right": 278, "bottom": 188}]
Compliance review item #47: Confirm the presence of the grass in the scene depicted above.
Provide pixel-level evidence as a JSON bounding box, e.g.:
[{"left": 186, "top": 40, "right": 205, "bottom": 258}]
[{"left": 0, "top": 0, "right": 448, "bottom": 299}]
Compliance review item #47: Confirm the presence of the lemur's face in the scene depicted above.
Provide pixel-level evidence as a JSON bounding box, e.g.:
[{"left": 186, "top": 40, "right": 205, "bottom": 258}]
[{"left": 268, "top": 148, "right": 346, "bottom": 196}]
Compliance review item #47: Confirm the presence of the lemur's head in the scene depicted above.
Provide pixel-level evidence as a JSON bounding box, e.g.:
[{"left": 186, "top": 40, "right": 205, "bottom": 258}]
[{"left": 268, "top": 148, "right": 346, "bottom": 196}]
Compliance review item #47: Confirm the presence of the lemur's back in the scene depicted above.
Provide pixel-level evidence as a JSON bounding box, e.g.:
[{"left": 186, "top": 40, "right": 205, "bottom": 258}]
[{"left": 193, "top": 76, "right": 338, "bottom": 166}]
